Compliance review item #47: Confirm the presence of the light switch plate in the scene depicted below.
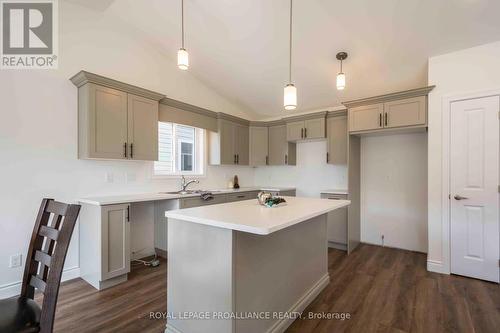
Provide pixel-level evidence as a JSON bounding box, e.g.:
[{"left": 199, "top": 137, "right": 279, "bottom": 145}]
[{"left": 9, "top": 254, "right": 22, "bottom": 268}]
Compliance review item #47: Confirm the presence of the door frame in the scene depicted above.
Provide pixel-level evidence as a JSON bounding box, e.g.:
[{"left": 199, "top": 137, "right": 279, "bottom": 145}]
[{"left": 440, "top": 88, "right": 500, "bottom": 275}]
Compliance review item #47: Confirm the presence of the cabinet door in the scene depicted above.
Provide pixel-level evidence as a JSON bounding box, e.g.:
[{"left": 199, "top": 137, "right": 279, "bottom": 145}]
[
  {"left": 88, "top": 84, "right": 128, "bottom": 159},
  {"left": 268, "top": 125, "right": 288, "bottom": 165},
  {"left": 286, "top": 120, "right": 304, "bottom": 141},
  {"left": 219, "top": 119, "right": 236, "bottom": 165},
  {"left": 327, "top": 115, "right": 347, "bottom": 165},
  {"left": 249, "top": 127, "right": 268, "bottom": 166},
  {"left": 127, "top": 94, "right": 159, "bottom": 161},
  {"left": 348, "top": 103, "right": 384, "bottom": 132},
  {"left": 236, "top": 124, "right": 249, "bottom": 165},
  {"left": 101, "top": 204, "right": 130, "bottom": 281},
  {"left": 304, "top": 117, "right": 325, "bottom": 139},
  {"left": 384, "top": 96, "right": 426, "bottom": 128}
]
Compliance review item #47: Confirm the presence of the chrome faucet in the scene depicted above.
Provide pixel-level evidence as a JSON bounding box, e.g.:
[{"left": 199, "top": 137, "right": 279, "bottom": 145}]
[{"left": 180, "top": 175, "right": 199, "bottom": 193}]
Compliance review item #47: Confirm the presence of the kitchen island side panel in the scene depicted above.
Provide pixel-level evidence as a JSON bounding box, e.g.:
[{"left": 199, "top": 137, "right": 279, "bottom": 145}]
[{"left": 234, "top": 214, "right": 329, "bottom": 333}]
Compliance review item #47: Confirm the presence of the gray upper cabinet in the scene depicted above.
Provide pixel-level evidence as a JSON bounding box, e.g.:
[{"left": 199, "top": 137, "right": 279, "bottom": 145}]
[
  {"left": 348, "top": 103, "right": 384, "bottom": 132},
  {"left": 71, "top": 71, "right": 164, "bottom": 161},
  {"left": 249, "top": 126, "right": 268, "bottom": 166},
  {"left": 383, "top": 96, "right": 426, "bottom": 128},
  {"left": 268, "top": 125, "right": 296, "bottom": 165},
  {"left": 236, "top": 124, "right": 249, "bottom": 165},
  {"left": 286, "top": 115, "right": 326, "bottom": 141},
  {"left": 304, "top": 117, "right": 326, "bottom": 139},
  {"left": 345, "top": 86, "right": 434, "bottom": 134},
  {"left": 127, "top": 94, "right": 159, "bottom": 161},
  {"left": 286, "top": 121, "right": 304, "bottom": 141},
  {"left": 327, "top": 114, "right": 348, "bottom": 165},
  {"left": 82, "top": 84, "right": 129, "bottom": 159},
  {"left": 209, "top": 117, "right": 250, "bottom": 165}
]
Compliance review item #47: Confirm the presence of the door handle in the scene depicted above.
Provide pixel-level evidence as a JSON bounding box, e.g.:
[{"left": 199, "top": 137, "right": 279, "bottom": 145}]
[
  {"left": 285, "top": 154, "right": 288, "bottom": 164},
  {"left": 384, "top": 113, "right": 388, "bottom": 126},
  {"left": 301, "top": 128, "right": 304, "bottom": 139},
  {"left": 124, "top": 142, "right": 127, "bottom": 158},
  {"left": 304, "top": 128, "right": 307, "bottom": 138},
  {"left": 379, "top": 113, "right": 382, "bottom": 127},
  {"left": 130, "top": 143, "right": 133, "bottom": 159},
  {"left": 454, "top": 195, "right": 469, "bottom": 200},
  {"left": 234, "top": 154, "right": 237, "bottom": 164},
  {"left": 237, "top": 154, "right": 239, "bottom": 164}
]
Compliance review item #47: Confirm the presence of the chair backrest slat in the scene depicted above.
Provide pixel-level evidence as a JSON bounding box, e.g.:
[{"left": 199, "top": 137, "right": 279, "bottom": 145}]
[
  {"left": 34, "top": 250, "right": 52, "bottom": 267},
  {"left": 29, "top": 275, "right": 47, "bottom": 293},
  {"left": 20, "top": 198, "right": 81, "bottom": 333},
  {"left": 39, "top": 225, "right": 59, "bottom": 241}
]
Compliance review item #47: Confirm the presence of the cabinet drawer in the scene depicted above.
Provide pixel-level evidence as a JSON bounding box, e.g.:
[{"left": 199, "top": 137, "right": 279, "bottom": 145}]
[
  {"left": 226, "top": 191, "right": 259, "bottom": 203},
  {"left": 180, "top": 195, "right": 226, "bottom": 209}
]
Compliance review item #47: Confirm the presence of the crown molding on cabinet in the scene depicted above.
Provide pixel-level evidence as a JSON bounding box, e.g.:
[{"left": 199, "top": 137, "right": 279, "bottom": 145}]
[
  {"left": 160, "top": 97, "right": 218, "bottom": 119},
  {"left": 249, "top": 119, "right": 286, "bottom": 127},
  {"left": 217, "top": 112, "right": 250, "bottom": 126},
  {"left": 283, "top": 111, "right": 328, "bottom": 123},
  {"left": 70, "top": 71, "right": 165, "bottom": 101},
  {"left": 327, "top": 110, "right": 347, "bottom": 118},
  {"left": 342, "top": 86, "right": 435, "bottom": 109}
]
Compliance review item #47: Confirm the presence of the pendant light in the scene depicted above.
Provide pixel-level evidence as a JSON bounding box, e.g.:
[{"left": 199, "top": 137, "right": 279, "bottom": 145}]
[
  {"left": 284, "top": 0, "right": 297, "bottom": 110},
  {"left": 177, "top": 0, "right": 189, "bottom": 70},
  {"left": 336, "top": 52, "right": 348, "bottom": 90}
]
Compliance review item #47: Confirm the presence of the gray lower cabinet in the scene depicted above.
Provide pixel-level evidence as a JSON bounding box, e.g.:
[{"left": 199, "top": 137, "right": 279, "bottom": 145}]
[
  {"left": 226, "top": 191, "right": 260, "bottom": 202},
  {"left": 179, "top": 194, "right": 227, "bottom": 208},
  {"left": 80, "top": 203, "right": 131, "bottom": 290},
  {"left": 327, "top": 114, "right": 348, "bottom": 165},
  {"left": 268, "top": 125, "right": 296, "bottom": 165},
  {"left": 249, "top": 126, "right": 269, "bottom": 166},
  {"left": 321, "top": 193, "right": 348, "bottom": 250},
  {"left": 101, "top": 204, "right": 131, "bottom": 281}
]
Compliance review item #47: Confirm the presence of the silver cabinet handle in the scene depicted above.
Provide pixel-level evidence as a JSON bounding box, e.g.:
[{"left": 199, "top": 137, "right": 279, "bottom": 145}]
[{"left": 454, "top": 195, "right": 468, "bottom": 200}]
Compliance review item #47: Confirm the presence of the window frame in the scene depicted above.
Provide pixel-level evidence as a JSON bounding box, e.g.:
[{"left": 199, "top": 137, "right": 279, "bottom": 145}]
[{"left": 152, "top": 122, "right": 206, "bottom": 178}]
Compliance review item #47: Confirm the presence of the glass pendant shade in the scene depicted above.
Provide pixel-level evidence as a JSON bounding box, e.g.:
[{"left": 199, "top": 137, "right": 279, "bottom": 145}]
[
  {"left": 284, "top": 84, "right": 297, "bottom": 110},
  {"left": 336, "top": 72, "right": 346, "bottom": 90},
  {"left": 178, "top": 48, "right": 189, "bottom": 70}
]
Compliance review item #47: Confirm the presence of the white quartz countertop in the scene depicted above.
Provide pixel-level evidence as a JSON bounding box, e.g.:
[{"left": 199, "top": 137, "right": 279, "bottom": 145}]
[
  {"left": 321, "top": 189, "right": 348, "bottom": 195},
  {"left": 165, "top": 196, "right": 350, "bottom": 235},
  {"left": 78, "top": 186, "right": 296, "bottom": 206}
]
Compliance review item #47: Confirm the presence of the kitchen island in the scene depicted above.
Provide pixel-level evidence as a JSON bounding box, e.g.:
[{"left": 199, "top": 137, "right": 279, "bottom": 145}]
[{"left": 164, "top": 196, "right": 350, "bottom": 333}]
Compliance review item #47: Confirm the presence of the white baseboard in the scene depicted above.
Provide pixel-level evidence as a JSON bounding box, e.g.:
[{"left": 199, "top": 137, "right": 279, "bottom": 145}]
[
  {"left": 0, "top": 266, "right": 80, "bottom": 299},
  {"left": 427, "top": 260, "right": 450, "bottom": 275}
]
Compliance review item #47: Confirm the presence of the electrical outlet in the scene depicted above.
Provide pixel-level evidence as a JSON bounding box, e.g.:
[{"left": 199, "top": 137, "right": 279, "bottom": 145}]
[
  {"left": 9, "top": 254, "right": 22, "bottom": 268},
  {"left": 105, "top": 172, "right": 114, "bottom": 183}
]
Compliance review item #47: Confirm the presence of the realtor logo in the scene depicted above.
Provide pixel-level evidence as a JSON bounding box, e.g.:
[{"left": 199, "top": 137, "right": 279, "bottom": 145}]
[{"left": 1, "top": 0, "right": 58, "bottom": 69}]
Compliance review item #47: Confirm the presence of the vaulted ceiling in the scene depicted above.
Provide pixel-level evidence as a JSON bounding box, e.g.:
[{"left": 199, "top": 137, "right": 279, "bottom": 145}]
[{"left": 70, "top": 0, "right": 500, "bottom": 117}]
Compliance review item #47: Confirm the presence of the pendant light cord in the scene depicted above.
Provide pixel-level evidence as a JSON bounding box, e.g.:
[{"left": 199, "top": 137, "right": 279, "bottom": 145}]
[
  {"left": 289, "top": 0, "right": 293, "bottom": 83},
  {"left": 181, "top": 0, "right": 185, "bottom": 49}
]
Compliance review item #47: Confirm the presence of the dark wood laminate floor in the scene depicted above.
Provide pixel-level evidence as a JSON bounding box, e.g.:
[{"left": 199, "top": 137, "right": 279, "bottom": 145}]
[{"left": 38, "top": 244, "right": 499, "bottom": 333}]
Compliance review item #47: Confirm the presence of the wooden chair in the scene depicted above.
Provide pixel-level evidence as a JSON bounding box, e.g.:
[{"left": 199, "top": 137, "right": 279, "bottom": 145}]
[{"left": 0, "top": 199, "right": 81, "bottom": 333}]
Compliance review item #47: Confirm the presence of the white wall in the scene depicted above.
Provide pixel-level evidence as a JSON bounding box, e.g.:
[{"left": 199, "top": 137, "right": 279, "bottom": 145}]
[
  {"left": 360, "top": 133, "right": 428, "bottom": 253},
  {"left": 0, "top": 1, "right": 255, "bottom": 298},
  {"left": 427, "top": 40, "right": 500, "bottom": 273},
  {"left": 254, "top": 141, "right": 347, "bottom": 197}
]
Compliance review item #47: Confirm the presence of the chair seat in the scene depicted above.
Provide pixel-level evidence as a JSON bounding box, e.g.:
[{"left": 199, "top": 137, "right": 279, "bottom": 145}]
[{"left": 0, "top": 297, "right": 41, "bottom": 333}]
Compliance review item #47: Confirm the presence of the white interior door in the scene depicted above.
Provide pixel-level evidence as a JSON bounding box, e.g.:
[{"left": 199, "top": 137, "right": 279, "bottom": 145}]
[{"left": 450, "top": 95, "right": 499, "bottom": 283}]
